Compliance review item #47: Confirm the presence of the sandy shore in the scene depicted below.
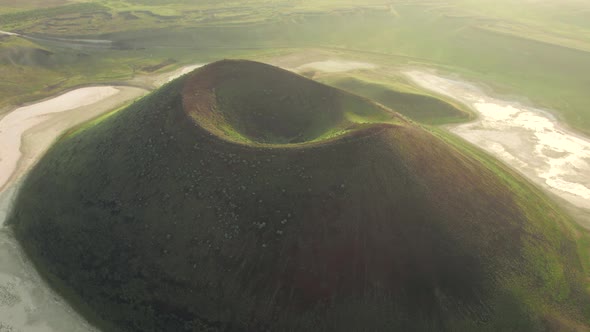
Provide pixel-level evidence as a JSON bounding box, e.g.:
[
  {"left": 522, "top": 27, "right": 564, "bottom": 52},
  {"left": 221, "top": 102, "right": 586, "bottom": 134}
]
[
  {"left": 0, "top": 62, "right": 209, "bottom": 193},
  {"left": 0, "top": 86, "right": 147, "bottom": 193},
  {"left": 405, "top": 70, "right": 590, "bottom": 229}
]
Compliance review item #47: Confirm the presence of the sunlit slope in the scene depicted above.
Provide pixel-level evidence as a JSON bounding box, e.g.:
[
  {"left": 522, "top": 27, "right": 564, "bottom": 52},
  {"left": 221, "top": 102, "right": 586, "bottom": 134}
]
[{"left": 10, "top": 60, "right": 590, "bottom": 332}]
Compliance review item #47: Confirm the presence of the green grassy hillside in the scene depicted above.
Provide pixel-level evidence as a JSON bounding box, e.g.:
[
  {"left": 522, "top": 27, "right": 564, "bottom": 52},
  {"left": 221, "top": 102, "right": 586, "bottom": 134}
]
[{"left": 9, "top": 60, "right": 590, "bottom": 332}]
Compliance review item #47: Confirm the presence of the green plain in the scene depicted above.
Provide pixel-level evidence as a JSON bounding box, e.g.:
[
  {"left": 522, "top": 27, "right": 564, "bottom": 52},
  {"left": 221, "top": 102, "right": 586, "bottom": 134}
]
[{"left": 1, "top": 0, "right": 590, "bottom": 135}]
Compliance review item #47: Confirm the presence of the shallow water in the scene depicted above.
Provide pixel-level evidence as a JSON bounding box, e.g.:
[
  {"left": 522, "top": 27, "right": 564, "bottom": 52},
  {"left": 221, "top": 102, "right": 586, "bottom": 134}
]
[{"left": 405, "top": 70, "right": 590, "bottom": 221}]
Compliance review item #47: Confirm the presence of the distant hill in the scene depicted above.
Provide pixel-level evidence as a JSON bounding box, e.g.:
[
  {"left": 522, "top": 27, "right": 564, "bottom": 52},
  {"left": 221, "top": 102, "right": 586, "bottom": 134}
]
[{"left": 10, "top": 60, "right": 590, "bottom": 331}]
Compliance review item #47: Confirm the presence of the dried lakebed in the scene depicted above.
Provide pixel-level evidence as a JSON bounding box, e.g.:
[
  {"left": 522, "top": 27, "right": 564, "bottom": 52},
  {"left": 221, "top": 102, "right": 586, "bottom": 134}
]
[{"left": 406, "top": 70, "right": 590, "bottom": 229}]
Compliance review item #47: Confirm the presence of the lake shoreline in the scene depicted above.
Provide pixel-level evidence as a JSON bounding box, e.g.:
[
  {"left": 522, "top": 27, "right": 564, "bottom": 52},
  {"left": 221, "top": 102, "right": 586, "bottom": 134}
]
[
  {"left": 405, "top": 69, "right": 590, "bottom": 229},
  {"left": 0, "top": 63, "right": 205, "bottom": 332}
]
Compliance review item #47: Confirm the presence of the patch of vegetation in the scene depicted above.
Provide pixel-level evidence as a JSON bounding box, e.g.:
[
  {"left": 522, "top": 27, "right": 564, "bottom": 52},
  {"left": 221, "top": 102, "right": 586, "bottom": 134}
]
[
  {"left": 0, "top": 3, "right": 108, "bottom": 29},
  {"left": 320, "top": 76, "right": 473, "bottom": 125},
  {"left": 9, "top": 61, "right": 590, "bottom": 331}
]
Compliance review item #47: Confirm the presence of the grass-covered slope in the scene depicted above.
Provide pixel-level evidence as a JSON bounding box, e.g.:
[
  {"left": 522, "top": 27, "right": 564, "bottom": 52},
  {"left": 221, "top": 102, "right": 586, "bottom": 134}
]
[
  {"left": 321, "top": 76, "right": 472, "bottom": 125},
  {"left": 9, "top": 60, "right": 590, "bottom": 332}
]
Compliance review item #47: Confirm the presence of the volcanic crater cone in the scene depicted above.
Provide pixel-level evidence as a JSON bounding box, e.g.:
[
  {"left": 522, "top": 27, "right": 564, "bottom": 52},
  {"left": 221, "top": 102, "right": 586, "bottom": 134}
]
[{"left": 9, "top": 60, "right": 590, "bottom": 331}]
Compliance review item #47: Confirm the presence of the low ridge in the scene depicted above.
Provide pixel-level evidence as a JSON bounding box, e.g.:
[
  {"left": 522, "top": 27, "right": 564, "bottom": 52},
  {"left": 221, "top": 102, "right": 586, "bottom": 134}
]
[{"left": 9, "top": 60, "right": 590, "bottom": 332}]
